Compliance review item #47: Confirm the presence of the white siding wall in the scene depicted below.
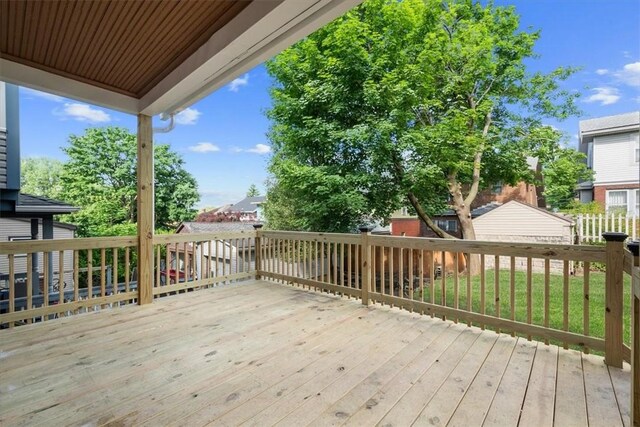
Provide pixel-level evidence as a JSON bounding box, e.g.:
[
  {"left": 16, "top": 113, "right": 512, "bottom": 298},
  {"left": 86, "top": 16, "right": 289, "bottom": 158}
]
[
  {"left": 473, "top": 202, "right": 573, "bottom": 273},
  {"left": 0, "top": 219, "right": 75, "bottom": 290},
  {"left": 593, "top": 131, "right": 640, "bottom": 185},
  {"left": 473, "top": 202, "right": 572, "bottom": 242}
]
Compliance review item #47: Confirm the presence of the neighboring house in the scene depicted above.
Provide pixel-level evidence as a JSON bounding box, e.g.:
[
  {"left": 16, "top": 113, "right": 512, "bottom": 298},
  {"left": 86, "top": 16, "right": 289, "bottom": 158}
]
[
  {"left": 0, "top": 82, "right": 19, "bottom": 210},
  {"left": 578, "top": 112, "right": 640, "bottom": 214},
  {"left": 224, "top": 196, "right": 266, "bottom": 221},
  {"left": 390, "top": 158, "right": 542, "bottom": 238},
  {"left": 0, "top": 217, "right": 76, "bottom": 296},
  {"left": 472, "top": 157, "right": 544, "bottom": 209},
  {"left": 391, "top": 202, "right": 501, "bottom": 238},
  {"left": 472, "top": 200, "right": 575, "bottom": 272},
  {"left": 1, "top": 82, "right": 80, "bottom": 300}
]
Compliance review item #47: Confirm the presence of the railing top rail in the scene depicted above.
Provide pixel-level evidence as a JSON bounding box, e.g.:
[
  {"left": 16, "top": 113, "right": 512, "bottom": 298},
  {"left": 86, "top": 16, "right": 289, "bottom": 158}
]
[
  {"left": 0, "top": 235, "right": 137, "bottom": 255},
  {"left": 379, "top": 235, "right": 606, "bottom": 261},
  {"left": 152, "top": 230, "right": 257, "bottom": 245},
  {"left": 367, "top": 235, "right": 606, "bottom": 262},
  {"left": 260, "top": 230, "right": 361, "bottom": 244}
]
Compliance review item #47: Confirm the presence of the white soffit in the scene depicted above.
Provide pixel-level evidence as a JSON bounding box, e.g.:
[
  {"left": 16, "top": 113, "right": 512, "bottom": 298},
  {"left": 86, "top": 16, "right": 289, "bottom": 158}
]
[{"left": 0, "top": 58, "right": 140, "bottom": 114}]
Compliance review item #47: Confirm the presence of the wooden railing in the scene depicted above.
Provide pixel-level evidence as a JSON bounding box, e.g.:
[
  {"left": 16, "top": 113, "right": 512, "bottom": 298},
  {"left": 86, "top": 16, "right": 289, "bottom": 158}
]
[
  {"left": 0, "top": 236, "right": 138, "bottom": 327},
  {"left": 0, "top": 230, "right": 259, "bottom": 327},
  {"left": 152, "top": 231, "right": 257, "bottom": 297},
  {"left": 0, "top": 227, "right": 636, "bottom": 423},
  {"left": 258, "top": 230, "right": 363, "bottom": 298},
  {"left": 257, "top": 229, "right": 634, "bottom": 367}
]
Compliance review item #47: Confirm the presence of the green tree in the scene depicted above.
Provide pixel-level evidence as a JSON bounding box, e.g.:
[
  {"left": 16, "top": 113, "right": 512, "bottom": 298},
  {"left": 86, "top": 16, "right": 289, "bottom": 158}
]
[
  {"left": 542, "top": 147, "right": 593, "bottom": 211},
  {"left": 60, "top": 127, "right": 199, "bottom": 236},
  {"left": 246, "top": 184, "right": 261, "bottom": 197},
  {"left": 20, "top": 157, "right": 64, "bottom": 199},
  {"left": 265, "top": 0, "right": 578, "bottom": 245}
]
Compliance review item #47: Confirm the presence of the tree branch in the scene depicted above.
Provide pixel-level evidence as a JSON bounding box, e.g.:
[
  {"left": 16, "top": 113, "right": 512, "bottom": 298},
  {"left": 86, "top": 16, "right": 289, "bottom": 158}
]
[
  {"left": 407, "top": 192, "right": 456, "bottom": 239},
  {"left": 464, "top": 110, "right": 492, "bottom": 207}
]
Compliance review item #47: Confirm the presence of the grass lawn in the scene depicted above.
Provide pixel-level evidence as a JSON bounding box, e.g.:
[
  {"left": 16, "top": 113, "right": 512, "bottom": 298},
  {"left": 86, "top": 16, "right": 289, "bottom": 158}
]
[{"left": 412, "top": 269, "right": 632, "bottom": 351}]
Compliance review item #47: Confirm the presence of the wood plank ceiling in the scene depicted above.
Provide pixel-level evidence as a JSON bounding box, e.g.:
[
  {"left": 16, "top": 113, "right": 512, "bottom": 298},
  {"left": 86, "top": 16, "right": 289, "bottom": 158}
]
[{"left": 0, "top": 0, "right": 251, "bottom": 98}]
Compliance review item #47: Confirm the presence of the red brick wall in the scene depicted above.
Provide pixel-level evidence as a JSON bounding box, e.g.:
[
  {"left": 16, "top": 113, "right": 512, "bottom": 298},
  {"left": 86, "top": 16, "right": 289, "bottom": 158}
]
[
  {"left": 391, "top": 218, "right": 422, "bottom": 237},
  {"left": 391, "top": 217, "right": 463, "bottom": 238},
  {"left": 472, "top": 181, "right": 539, "bottom": 208},
  {"left": 594, "top": 184, "right": 640, "bottom": 209}
]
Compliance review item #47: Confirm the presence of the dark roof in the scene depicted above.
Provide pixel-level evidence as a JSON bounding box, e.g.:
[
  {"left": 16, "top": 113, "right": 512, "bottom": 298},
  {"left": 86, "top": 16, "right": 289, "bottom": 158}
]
[
  {"left": 579, "top": 111, "right": 640, "bottom": 143},
  {"left": 227, "top": 196, "right": 265, "bottom": 213},
  {"left": 15, "top": 193, "right": 78, "bottom": 215},
  {"left": 439, "top": 202, "right": 502, "bottom": 218},
  {"left": 178, "top": 222, "right": 260, "bottom": 233}
]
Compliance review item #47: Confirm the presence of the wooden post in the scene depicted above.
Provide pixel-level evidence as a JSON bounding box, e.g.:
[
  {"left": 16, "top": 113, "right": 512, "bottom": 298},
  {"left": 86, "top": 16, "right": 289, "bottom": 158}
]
[
  {"left": 253, "top": 224, "right": 263, "bottom": 280},
  {"left": 603, "top": 232, "right": 627, "bottom": 368},
  {"left": 137, "top": 114, "right": 154, "bottom": 305},
  {"left": 627, "top": 240, "right": 639, "bottom": 426},
  {"left": 359, "top": 226, "right": 373, "bottom": 306}
]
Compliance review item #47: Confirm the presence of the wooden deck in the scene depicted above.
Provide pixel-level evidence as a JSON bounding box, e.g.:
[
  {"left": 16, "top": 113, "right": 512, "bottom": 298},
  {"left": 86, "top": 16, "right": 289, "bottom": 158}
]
[{"left": 0, "top": 280, "right": 631, "bottom": 426}]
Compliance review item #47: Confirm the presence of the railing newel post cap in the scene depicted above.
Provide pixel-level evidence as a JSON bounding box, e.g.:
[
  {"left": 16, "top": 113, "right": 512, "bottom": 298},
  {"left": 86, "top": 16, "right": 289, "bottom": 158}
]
[
  {"left": 601, "top": 232, "right": 628, "bottom": 242},
  {"left": 626, "top": 240, "right": 640, "bottom": 256},
  {"left": 252, "top": 224, "right": 264, "bottom": 230},
  {"left": 358, "top": 225, "right": 374, "bottom": 233}
]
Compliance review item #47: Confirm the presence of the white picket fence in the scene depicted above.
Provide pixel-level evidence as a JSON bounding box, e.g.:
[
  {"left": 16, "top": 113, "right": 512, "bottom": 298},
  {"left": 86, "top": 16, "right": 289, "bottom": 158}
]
[{"left": 575, "top": 213, "right": 639, "bottom": 243}]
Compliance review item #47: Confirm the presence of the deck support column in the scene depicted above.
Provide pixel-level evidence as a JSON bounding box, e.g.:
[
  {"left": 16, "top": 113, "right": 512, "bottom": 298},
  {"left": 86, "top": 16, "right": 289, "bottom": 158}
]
[
  {"left": 137, "top": 114, "right": 154, "bottom": 305},
  {"left": 359, "top": 226, "right": 373, "bottom": 306},
  {"left": 603, "top": 232, "right": 627, "bottom": 368},
  {"left": 627, "top": 240, "right": 639, "bottom": 426}
]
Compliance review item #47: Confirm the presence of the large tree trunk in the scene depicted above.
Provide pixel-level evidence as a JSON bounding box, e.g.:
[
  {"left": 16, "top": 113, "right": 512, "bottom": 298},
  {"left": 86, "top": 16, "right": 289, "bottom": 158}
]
[
  {"left": 448, "top": 167, "right": 482, "bottom": 275},
  {"left": 456, "top": 205, "right": 481, "bottom": 276}
]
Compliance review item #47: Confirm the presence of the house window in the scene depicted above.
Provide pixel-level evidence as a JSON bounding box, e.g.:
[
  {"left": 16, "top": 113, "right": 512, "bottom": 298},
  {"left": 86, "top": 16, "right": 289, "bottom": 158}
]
[
  {"left": 606, "top": 190, "right": 629, "bottom": 214},
  {"left": 635, "top": 147, "right": 639, "bottom": 163},
  {"left": 491, "top": 182, "right": 503, "bottom": 195},
  {"left": 636, "top": 189, "right": 640, "bottom": 215},
  {"left": 435, "top": 219, "right": 458, "bottom": 232},
  {"left": 9, "top": 236, "right": 32, "bottom": 258}
]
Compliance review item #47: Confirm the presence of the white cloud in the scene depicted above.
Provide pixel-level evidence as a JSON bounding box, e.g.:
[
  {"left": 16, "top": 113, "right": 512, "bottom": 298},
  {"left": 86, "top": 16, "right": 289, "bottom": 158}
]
[
  {"left": 623, "top": 50, "right": 633, "bottom": 59},
  {"left": 614, "top": 61, "right": 640, "bottom": 87},
  {"left": 231, "top": 144, "right": 272, "bottom": 154},
  {"left": 197, "top": 190, "right": 244, "bottom": 209},
  {"left": 21, "top": 87, "right": 65, "bottom": 102},
  {"left": 228, "top": 74, "right": 249, "bottom": 92},
  {"left": 246, "top": 144, "right": 271, "bottom": 154},
  {"left": 585, "top": 87, "right": 620, "bottom": 106},
  {"left": 188, "top": 142, "right": 220, "bottom": 153},
  {"left": 175, "top": 108, "right": 201, "bottom": 125},
  {"left": 56, "top": 103, "right": 111, "bottom": 123},
  {"left": 595, "top": 69, "right": 609, "bottom": 75}
]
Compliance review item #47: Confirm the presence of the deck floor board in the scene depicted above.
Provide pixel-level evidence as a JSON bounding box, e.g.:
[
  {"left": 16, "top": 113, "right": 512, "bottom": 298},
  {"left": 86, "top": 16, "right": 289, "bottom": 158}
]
[{"left": 0, "top": 280, "right": 630, "bottom": 427}]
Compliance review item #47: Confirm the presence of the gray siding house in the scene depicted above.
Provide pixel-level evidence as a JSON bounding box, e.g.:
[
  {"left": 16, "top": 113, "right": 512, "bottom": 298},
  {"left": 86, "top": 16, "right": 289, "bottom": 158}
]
[{"left": 0, "top": 218, "right": 76, "bottom": 295}]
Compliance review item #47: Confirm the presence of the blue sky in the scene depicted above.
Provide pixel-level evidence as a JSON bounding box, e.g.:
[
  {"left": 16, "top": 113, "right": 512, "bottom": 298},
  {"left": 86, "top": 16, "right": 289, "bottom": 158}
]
[{"left": 18, "top": 0, "right": 640, "bottom": 209}]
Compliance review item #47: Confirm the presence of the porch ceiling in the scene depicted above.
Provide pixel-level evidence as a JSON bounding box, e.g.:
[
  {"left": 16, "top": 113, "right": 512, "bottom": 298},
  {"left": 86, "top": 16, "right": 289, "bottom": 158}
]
[{"left": 0, "top": 0, "right": 362, "bottom": 116}]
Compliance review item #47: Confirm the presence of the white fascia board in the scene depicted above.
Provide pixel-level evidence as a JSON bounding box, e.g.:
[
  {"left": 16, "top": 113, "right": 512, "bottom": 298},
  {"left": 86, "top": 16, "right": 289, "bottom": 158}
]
[
  {"left": 0, "top": 58, "right": 140, "bottom": 114},
  {"left": 140, "top": 0, "right": 363, "bottom": 116}
]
